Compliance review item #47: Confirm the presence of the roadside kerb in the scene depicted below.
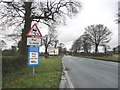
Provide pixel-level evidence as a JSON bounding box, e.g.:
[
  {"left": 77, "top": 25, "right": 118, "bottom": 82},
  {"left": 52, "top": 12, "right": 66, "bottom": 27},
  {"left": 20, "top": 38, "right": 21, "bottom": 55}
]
[{"left": 59, "top": 57, "right": 74, "bottom": 89}]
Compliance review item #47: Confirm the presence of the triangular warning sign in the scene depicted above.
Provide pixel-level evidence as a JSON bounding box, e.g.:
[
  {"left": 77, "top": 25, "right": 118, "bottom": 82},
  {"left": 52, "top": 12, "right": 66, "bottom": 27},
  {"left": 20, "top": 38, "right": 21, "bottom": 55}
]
[{"left": 27, "top": 23, "right": 42, "bottom": 37}]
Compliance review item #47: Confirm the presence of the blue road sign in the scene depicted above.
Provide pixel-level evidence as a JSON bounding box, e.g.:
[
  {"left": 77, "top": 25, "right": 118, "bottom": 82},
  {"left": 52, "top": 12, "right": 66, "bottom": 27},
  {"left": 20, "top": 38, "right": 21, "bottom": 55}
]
[{"left": 28, "top": 46, "right": 40, "bottom": 66}]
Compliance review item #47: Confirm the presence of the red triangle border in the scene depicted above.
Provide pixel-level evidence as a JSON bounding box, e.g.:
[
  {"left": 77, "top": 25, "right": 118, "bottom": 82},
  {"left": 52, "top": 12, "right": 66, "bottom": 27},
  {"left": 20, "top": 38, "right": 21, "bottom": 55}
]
[{"left": 27, "top": 23, "right": 42, "bottom": 37}]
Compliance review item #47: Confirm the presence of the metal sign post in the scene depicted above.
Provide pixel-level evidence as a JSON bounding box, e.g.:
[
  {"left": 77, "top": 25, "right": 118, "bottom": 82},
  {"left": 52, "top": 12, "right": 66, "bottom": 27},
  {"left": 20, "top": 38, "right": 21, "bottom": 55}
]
[
  {"left": 26, "top": 23, "right": 42, "bottom": 75},
  {"left": 33, "top": 66, "right": 35, "bottom": 74},
  {"left": 28, "top": 46, "right": 40, "bottom": 74}
]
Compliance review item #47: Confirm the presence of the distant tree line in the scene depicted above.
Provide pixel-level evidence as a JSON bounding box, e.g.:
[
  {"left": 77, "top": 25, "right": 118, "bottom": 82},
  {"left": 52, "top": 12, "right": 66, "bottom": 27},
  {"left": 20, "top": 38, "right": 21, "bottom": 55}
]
[
  {"left": 71, "top": 24, "right": 112, "bottom": 53},
  {"left": 113, "top": 45, "right": 120, "bottom": 54},
  {"left": 2, "top": 46, "right": 18, "bottom": 56}
]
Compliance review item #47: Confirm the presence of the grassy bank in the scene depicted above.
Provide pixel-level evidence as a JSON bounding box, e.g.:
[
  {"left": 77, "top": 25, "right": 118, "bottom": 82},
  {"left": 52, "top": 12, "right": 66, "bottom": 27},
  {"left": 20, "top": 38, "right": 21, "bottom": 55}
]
[
  {"left": 78, "top": 54, "right": 119, "bottom": 62},
  {"left": 3, "top": 56, "right": 62, "bottom": 88}
]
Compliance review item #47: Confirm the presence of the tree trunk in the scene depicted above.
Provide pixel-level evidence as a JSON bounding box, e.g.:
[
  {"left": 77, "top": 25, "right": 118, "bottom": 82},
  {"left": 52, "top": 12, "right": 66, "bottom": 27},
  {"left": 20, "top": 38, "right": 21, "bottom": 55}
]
[
  {"left": 75, "top": 48, "right": 77, "bottom": 54},
  {"left": 95, "top": 44, "right": 98, "bottom": 53},
  {"left": 18, "top": 2, "right": 32, "bottom": 56},
  {"left": 45, "top": 46, "right": 48, "bottom": 54},
  {"left": 44, "top": 46, "right": 49, "bottom": 58},
  {"left": 104, "top": 46, "right": 107, "bottom": 53}
]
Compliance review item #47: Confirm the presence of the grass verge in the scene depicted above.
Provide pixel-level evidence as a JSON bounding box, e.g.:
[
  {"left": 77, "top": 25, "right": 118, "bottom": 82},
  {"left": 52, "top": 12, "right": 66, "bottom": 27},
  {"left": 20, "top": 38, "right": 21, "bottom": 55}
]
[
  {"left": 78, "top": 54, "right": 119, "bottom": 62},
  {"left": 3, "top": 56, "right": 62, "bottom": 88}
]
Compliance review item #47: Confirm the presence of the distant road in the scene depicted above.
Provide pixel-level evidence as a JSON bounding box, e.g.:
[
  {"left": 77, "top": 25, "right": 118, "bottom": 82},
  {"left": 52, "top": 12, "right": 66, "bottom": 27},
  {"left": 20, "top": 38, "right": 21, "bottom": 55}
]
[{"left": 62, "top": 55, "right": 118, "bottom": 88}]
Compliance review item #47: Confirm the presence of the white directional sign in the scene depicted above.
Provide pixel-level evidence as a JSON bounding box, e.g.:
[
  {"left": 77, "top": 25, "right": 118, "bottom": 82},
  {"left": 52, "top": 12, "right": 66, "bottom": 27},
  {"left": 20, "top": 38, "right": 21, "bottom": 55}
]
[
  {"left": 29, "top": 52, "right": 39, "bottom": 64},
  {"left": 27, "top": 37, "right": 41, "bottom": 46}
]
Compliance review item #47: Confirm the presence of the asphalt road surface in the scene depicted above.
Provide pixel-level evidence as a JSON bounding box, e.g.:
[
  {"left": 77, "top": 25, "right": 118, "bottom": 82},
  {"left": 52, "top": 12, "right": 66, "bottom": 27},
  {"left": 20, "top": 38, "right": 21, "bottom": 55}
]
[{"left": 62, "top": 55, "right": 118, "bottom": 88}]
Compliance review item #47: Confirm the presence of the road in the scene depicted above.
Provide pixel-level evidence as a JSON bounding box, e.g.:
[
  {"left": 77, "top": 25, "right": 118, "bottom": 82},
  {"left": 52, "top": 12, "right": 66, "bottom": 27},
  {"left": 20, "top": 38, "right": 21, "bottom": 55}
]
[{"left": 62, "top": 55, "right": 118, "bottom": 88}]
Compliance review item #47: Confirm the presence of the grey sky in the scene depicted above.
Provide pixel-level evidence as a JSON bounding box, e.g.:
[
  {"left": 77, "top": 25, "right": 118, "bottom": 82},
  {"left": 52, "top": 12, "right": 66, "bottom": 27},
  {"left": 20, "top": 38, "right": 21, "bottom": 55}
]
[
  {"left": 1, "top": 0, "right": 119, "bottom": 51},
  {"left": 57, "top": 0, "right": 119, "bottom": 50}
]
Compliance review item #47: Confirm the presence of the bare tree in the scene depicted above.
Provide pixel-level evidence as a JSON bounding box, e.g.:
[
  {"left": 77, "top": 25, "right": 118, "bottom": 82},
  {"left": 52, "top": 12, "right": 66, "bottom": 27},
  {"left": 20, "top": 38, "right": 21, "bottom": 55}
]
[
  {"left": 58, "top": 42, "right": 65, "bottom": 54},
  {"left": 42, "top": 20, "right": 59, "bottom": 57},
  {"left": 47, "top": 21, "right": 59, "bottom": 48},
  {"left": 0, "top": 40, "right": 7, "bottom": 50},
  {"left": 79, "top": 33, "right": 92, "bottom": 53},
  {"left": 58, "top": 43, "right": 65, "bottom": 48},
  {"left": 71, "top": 33, "right": 92, "bottom": 53},
  {"left": 54, "top": 40, "right": 59, "bottom": 48},
  {"left": 42, "top": 33, "right": 56, "bottom": 55},
  {"left": 101, "top": 44, "right": 111, "bottom": 53},
  {"left": 85, "top": 24, "right": 112, "bottom": 53},
  {"left": 71, "top": 39, "right": 81, "bottom": 53},
  {"left": 0, "top": 0, "right": 81, "bottom": 55}
]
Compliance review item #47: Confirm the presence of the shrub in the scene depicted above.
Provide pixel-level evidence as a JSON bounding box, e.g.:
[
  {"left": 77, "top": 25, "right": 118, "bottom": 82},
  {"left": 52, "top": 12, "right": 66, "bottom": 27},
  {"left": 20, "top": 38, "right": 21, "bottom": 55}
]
[
  {"left": 74, "top": 52, "right": 113, "bottom": 57},
  {"left": 2, "top": 56, "right": 27, "bottom": 75}
]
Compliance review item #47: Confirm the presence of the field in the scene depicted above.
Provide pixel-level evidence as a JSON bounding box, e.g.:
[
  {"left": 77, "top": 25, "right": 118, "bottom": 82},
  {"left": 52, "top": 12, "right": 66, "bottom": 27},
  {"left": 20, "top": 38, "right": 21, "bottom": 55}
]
[
  {"left": 2, "top": 56, "right": 62, "bottom": 88},
  {"left": 79, "top": 54, "right": 119, "bottom": 62}
]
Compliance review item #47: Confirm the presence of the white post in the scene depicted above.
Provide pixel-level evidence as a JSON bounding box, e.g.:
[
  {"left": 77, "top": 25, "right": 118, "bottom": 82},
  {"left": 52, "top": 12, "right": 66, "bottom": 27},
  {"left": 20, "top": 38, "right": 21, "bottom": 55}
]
[{"left": 33, "top": 66, "right": 35, "bottom": 74}]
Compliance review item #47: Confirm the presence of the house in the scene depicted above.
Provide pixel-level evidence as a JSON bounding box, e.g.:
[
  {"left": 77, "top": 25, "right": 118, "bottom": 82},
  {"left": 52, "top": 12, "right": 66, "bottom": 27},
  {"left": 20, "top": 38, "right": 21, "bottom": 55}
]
[{"left": 48, "top": 47, "right": 59, "bottom": 55}]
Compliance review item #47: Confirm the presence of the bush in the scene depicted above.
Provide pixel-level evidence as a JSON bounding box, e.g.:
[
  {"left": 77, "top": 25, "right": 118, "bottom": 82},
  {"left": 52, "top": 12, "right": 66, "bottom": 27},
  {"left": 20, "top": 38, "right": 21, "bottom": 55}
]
[
  {"left": 74, "top": 52, "right": 113, "bottom": 57},
  {"left": 44, "top": 53, "right": 49, "bottom": 58},
  {"left": 2, "top": 56, "right": 27, "bottom": 75}
]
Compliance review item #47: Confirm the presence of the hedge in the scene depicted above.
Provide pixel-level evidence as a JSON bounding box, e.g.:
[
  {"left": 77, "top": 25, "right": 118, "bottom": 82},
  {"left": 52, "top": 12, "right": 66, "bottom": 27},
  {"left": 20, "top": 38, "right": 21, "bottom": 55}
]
[{"left": 2, "top": 56, "right": 27, "bottom": 75}]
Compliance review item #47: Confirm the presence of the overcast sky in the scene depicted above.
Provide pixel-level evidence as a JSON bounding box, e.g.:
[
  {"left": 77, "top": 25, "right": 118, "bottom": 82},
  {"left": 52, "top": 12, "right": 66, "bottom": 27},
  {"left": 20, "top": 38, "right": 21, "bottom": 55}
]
[
  {"left": 56, "top": 0, "right": 119, "bottom": 50},
  {"left": 1, "top": 0, "right": 119, "bottom": 52}
]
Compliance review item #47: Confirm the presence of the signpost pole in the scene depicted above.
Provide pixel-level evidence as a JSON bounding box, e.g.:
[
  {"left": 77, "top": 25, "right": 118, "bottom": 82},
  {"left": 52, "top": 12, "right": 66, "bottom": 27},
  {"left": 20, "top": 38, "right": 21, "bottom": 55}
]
[
  {"left": 33, "top": 66, "right": 35, "bottom": 74},
  {"left": 27, "top": 23, "right": 42, "bottom": 75}
]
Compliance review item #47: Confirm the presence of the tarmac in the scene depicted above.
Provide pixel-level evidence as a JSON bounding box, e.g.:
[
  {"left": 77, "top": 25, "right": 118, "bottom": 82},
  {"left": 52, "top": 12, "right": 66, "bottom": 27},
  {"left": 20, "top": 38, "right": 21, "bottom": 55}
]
[{"left": 59, "top": 57, "right": 74, "bottom": 90}]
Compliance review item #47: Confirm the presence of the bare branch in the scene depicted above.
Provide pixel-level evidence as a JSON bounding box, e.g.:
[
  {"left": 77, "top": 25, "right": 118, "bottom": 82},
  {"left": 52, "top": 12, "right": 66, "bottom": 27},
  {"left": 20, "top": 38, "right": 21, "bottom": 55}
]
[{"left": 85, "top": 24, "right": 112, "bottom": 53}]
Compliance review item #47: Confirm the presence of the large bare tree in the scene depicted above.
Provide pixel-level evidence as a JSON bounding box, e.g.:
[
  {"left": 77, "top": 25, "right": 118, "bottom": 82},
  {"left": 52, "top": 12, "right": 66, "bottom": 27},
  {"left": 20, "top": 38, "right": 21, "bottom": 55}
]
[
  {"left": 0, "top": 0, "right": 81, "bottom": 55},
  {"left": 85, "top": 24, "right": 112, "bottom": 53}
]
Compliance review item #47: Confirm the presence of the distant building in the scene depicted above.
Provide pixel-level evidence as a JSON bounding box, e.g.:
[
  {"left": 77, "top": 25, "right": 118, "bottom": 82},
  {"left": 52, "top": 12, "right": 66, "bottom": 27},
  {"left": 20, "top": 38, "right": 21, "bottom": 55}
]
[{"left": 48, "top": 47, "right": 59, "bottom": 55}]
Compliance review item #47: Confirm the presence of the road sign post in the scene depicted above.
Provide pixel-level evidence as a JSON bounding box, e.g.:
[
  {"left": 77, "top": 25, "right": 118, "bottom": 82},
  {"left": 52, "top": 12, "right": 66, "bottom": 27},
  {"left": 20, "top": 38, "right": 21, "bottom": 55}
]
[
  {"left": 27, "top": 23, "right": 42, "bottom": 74},
  {"left": 33, "top": 66, "right": 35, "bottom": 75}
]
